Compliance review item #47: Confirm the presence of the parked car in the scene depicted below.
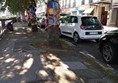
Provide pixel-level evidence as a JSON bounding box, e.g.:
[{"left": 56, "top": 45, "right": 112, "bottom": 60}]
[
  {"left": 59, "top": 15, "right": 103, "bottom": 43},
  {"left": 99, "top": 30, "right": 118, "bottom": 64}
]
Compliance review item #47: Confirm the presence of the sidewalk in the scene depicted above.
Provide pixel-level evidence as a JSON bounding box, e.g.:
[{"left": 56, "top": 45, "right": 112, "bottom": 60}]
[
  {"left": 103, "top": 26, "right": 118, "bottom": 32},
  {"left": 0, "top": 22, "right": 117, "bottom": 83}
]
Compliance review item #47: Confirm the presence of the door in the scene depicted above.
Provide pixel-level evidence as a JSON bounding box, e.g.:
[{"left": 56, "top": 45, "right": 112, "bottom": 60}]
[
  {"left": 63, "top": 16, "right": 72, "bottom": 36},
  {"left": 64, "top": 16, "right": 78, "bottom": 37},
  {"left": 59, "top": 16, "right": 68, "bottom": 35},
  {"left": 67, "top": 16, "right": 78, "bottom": 37},
  {"left": 116, "top": 10, "right": 118, "bottom": 27},
  {"left": 60, "top": 16, "right": 72, "bottom": 36},
  {"left": 101, "top": 7, "right": 107, "bottom": 25}
]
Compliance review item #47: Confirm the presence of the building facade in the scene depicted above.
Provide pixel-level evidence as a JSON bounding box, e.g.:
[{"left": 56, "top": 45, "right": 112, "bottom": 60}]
[
  {"left": 90, "top": 0, "right": 110, "bottom": 25},
  {"left": 60, "top": 0, "right": 81, "bottom": 15},
  {"left": 107, "top": 0, "right": 118, "bottom": 26},
  {"left": 59, "top": 0, "right": 111, "bottom": 25},
  {"left": 36, "top": 0, "right": 118, "bottom": 27}
]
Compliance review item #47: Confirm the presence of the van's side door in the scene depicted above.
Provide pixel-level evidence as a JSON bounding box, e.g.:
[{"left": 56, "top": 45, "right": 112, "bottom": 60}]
[
  {"left": 59, "top": 16, "right": 68, "bottom": 35},
  {"left": 60, "top": 16, "right": 70, "bottom": 36},
  {"left": 66, "top": 16, "right": 78, "bottom": 37}
]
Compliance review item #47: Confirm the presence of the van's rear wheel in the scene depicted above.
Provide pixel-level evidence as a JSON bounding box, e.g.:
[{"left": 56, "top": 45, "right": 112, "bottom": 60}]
[
  {"left": 101, "top": 42, "right": 117, "bottom": 63},
  {"left": 73, "top": 33, "right": 80, "bottom": 43}
]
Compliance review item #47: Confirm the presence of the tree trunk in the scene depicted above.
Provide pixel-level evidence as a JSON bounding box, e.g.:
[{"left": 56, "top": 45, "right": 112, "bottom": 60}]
[
  {"left": 47, "top": 25, "right": 61, "bottom": 48},
  {"left": 46, "top": 0, "right": 61, "bottom": 48}
]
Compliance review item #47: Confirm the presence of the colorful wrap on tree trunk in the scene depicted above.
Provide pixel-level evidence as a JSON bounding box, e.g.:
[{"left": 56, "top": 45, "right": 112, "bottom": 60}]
[{"left": 45, "top": 0, "right": 60, "bottom": 29}]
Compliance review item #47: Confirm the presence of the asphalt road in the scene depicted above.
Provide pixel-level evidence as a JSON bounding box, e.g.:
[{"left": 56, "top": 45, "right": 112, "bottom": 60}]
[{"left": 60, "top": 36, "right": 118, "bottom": 75}]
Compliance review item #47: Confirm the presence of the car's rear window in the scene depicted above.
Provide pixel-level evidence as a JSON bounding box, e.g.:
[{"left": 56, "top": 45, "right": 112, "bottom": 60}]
[{"left": 81, "top": 17, "right": 101, "bottom": 25}]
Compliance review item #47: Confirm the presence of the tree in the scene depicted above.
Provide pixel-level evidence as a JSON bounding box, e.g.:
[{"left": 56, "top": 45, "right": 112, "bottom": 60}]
[
  {"left": 0, "top": 0, "right": 61, "bottom": 48},
  {"left": 0, "top": 0, "right": 37, "bottom": 28},
  {"left": 0, "top": 0, "right": 37, "bottom": 14}
]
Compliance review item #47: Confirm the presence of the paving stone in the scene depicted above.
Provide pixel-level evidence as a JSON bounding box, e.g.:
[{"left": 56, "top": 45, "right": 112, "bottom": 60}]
[
  {"left": 73, "top": 69, "right": 105, "bottom": 79},
  {"left": 88, "top": 78, "right": 113, "bottom": 83}
]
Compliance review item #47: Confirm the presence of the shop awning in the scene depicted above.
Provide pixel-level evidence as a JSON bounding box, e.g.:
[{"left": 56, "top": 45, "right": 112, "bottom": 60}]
[
  {"left": 78, "top": 6, "right": 86, "bottom": 14},
  {"left": 79, "top": 10, "right": 85, "bottom": 14},
  {"left": 83, "top": 8, "right": 94, "bottom": 14}
]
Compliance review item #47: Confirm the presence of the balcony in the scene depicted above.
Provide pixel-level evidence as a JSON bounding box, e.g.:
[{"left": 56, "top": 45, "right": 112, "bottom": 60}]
[
  {"left": 89, "top": 0, "right": 93, "bottom": 3},
  {"left": 81, "top": 0, "right": 85, "bottom": 5},
  {"left": 68, "top": 3, "right": 71, "bottom": 8}
]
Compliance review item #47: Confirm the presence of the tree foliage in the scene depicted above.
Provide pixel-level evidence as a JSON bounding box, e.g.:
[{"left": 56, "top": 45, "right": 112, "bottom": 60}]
[{"left": 0, "top": 0, "right": 37, "bottom": 14}]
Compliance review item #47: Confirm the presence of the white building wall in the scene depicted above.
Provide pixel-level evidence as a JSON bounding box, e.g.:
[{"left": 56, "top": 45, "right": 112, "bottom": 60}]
[
  {"left": 107, "top": 9, "right": 117, "bottom": 26},
  {"left": 93, "top": 0, "right": 100, "bottom": 3},
  {"left": 85, "top": 0, "right": 89, "bottom": 4},
  {"left": 67, "top": 0, "right": 69, "bottom": 8}
]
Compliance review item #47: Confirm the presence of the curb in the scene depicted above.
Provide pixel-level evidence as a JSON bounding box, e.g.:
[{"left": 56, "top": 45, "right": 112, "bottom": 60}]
[{"left": 62, "top": 39, "right": 118, "bottom": 83}]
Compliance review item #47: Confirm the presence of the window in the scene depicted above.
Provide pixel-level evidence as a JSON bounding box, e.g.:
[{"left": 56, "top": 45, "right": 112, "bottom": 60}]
[
  {"left": 89, "top": 0, "right": 93, "bottom": 3},
  {"left": 81, "top": 17, "right": 100, "bottom": 25},
  {"left": 72, "top": 16, "right": 78, "bottom": 23},
  {"left": 73, "top": 2, "right": 76, "bottom": 7},
  {"left": 81, "top": 0, "right": 85, "bottom": 5},
  {"left": 68, "top": 2, "right": 71, "bottom": 7},
  {"left": 62, "top": 1, "right": 64, "bottom": 8},
  {"left": 66, "top": 16, "right": 78, "bottom": 23},
  {"left": 73, "top": 0, "right": 76, "bottom": 7}
]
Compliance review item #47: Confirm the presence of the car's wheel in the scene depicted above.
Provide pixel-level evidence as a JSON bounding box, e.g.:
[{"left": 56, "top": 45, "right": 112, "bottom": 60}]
[
  {"left": 101, "top": 42, "right": 117, "bottom": 64},
  {"left": 73, "top": 33, "right": 80, "bottom": 43}
]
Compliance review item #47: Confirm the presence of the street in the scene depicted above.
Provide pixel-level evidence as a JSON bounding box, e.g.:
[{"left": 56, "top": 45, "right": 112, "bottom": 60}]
[{"left": 60, "top": 35, "right": 118, "bottom": 75}]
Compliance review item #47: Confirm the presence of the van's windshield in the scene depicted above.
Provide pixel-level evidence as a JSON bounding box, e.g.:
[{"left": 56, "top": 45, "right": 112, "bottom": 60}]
[{"left": 81, "top": 17, "right": 100, "bottom": 25}]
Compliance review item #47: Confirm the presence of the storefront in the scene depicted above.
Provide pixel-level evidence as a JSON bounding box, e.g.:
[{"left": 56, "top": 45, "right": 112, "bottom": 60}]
[
  {"left": 90, "top": 1, "right": 110, "bottom": 25},
  {"left": 107, "top": 0, "right": 118, "bottom": 26},
  {"left": 112, "top": 0, "right": 118, "bottom": 26}
]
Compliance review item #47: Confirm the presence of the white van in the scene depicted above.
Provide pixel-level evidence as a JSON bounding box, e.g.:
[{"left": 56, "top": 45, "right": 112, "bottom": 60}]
[{"left": 59, "top": 15, "right": 103, "bottom": 42}]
